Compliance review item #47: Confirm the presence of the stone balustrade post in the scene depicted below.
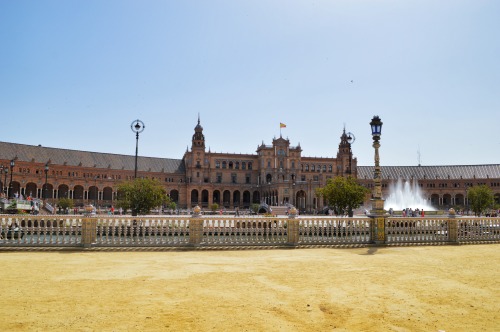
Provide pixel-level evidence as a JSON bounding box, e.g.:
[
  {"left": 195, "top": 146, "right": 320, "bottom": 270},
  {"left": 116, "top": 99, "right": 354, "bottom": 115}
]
[
  {"left": 370, "top": 216, "right": 386, "bottom": 245},
  {"left": 447, "top": 208, "right": 459, "bottom": 244},
  {"left": 287, "top": 207, "right": 299, "bottom": 246},
  {"left": 189, "top": 205, "right": 203, "bottom": 246},
  {"left": 81, "top": 217, "right": 97, "bottom": 248},
  {"left": 369, "top": 197, "right": 386, "bottom": 246}
]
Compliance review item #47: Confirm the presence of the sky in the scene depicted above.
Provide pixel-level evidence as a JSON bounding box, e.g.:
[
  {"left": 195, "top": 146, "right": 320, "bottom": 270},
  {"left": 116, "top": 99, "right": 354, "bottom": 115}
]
[{"left": 1, "top": 0, "right": 499, "bottom": 167}]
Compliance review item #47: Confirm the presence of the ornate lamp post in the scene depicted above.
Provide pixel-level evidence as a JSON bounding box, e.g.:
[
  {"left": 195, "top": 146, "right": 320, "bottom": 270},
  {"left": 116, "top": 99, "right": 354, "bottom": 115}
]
[
  {"left": 9, "top": 159, "right": 15, "bottom": 198},
  {"left": 465, "top": 185, "right": 469, "bottom": 215},
  {"left": 94, "top": 176, "right": 98, "bottom": 207},
  {"left": 0, "top": 165, "right": 3, "bottom": 195},
  {"left": 44, "top": 163, "right": 49, "bottom": 201},
  {"left": 369, "top": 116, "right": 385, "bottom": 244},
  {"left": 3, "top": 168, "right": 7, "bottom": 196},
  {"left": 131, "top": 119, "right": 145, "bottom": 179}
]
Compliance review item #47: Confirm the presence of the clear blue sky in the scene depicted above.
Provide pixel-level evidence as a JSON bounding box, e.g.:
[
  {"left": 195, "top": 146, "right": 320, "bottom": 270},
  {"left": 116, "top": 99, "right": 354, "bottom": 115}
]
[{"left": 1, "top": 1, "right": 499, "bottom": 166}]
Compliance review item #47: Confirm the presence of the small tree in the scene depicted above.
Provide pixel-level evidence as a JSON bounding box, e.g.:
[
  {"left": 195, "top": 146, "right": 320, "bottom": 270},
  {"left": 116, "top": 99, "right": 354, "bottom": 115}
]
[
  {"left": 210, "top": 203, "right": 219, "bottom": 212},
  {"left": 317, "top": 176, "right": 369, "bottom": 217},
  {"left": 58, "top": 198, "right": 74, "bottom": 212},
  {"left": 468, "top": 185, "right": 494, "bottom": 216},
  {"left": 116, "top": 178, "right": 170, "bottom": 215},
  {"left": 251, "top": 203, "right": 260, "bottom": 214}
]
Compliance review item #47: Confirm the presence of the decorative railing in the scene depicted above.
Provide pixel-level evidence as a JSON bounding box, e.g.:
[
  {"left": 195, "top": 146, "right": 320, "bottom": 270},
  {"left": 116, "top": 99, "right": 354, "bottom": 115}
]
[
  {"left": 0, "top": 215, "right": 82, "bottom": 246},
  {"left": 457, "top": 218, "right": 500, "bottom": 242},
  {"left": 1, "top": 214, "right": 499, "bottom": 249},
  {"left": 94, "top": 216, "right": 191, "bottom": 247},
  {"left": 202, "top": 217, "right": 288, "bottom": 245},
  {"left": 386, "top": 217, "right": 450, "bottom": 243},
  {"left": 299, "top": 218, "right": 371, "bottom": 245},
  {"left": 44, "top": 202, "right": 55, "bottom": 214}
]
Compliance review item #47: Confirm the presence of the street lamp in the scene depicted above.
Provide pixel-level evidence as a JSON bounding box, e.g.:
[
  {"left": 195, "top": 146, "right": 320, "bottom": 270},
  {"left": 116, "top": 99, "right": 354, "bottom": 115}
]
[
  {"left": 369, "top": 115, "right": 385, "bottom": 243},
  {"left": 370, "top": 116, "right": 383, "bottom": 202},
  {"left": 94, "top": 176, "right": 98, "bottom": 208},
  {"left": 0, "top": 165, "right": 3, "bottom": 195},
  {"left": 131, "top": 119, "right": 145, "bottom": 179},
  {"left": 9, "top": 159, "right": 15, "bottom": 198},
  {"left": 44, "top": 163, "right": 49, "bottom": 200},
  {"left": 3, "top": 168, "right": 7, "bottom": 196},
  {"left": 465, "top": 185, "right": 469, "bottom": 215}
]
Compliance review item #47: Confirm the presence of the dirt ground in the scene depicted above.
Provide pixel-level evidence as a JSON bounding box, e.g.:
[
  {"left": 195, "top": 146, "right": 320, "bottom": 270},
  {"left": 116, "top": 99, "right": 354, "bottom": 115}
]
[{"left": 0, "top": 245, "right": 498, "bottom": 332}]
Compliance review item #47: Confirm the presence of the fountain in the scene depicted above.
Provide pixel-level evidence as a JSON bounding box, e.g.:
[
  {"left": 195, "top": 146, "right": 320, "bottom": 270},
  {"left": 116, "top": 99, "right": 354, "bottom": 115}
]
[{"left": 384, "top": 178, "right": 435, "bottom": 211}]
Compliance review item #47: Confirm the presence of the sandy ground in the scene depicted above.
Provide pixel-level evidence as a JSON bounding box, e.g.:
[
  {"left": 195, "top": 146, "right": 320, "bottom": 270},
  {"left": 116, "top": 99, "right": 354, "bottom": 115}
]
[{"left": 0, "top": 245, "right": 498, "bottom": 332}]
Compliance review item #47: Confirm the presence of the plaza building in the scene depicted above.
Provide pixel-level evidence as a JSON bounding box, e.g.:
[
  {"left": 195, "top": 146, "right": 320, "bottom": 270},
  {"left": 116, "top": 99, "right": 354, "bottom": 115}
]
[{"left": 1, "top": 119, "right": 499, "bottom": 212}]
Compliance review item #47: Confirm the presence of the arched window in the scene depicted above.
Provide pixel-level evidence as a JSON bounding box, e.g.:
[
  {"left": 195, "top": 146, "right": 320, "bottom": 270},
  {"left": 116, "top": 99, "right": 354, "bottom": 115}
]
[
  {"left": 322, "top": 165, "right": 326, "bottom": 172},
  {"left": 248, "top": 162, "right": 252, "bottom": 170},
  {"left": 222, "top": 161, "right": 227, "bottom": 169},
  {"left": 328, "top": 165, "right": 333, "bottom": 172},
  {"left": 242, "top": 162, "right": 246, "bottom": 170},
  {"left": 229, "top": 161, "right": 234, "bottom": 169},
  {"left": 311, "top": 165, "right": 315, "bottom": 171}
]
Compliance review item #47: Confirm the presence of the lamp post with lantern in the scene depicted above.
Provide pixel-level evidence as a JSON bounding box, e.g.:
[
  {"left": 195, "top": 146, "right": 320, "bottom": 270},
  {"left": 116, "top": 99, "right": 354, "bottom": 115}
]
[
  {"left": 44, "top": 163, "right": 49, "bottom": 201},
  {"left": 9, "top": 159, "right": 15, "bottom": 198},
  {"left": 131, "top": 119, "right": 145, "bottom": 179},
  {"left": 3, "top": 167, "right": 7, "bottom": 197},
  {"left": 369, "top": 116, "right": 386, "bottom": 244},
  {"left": 0, "top": 165, "right": 4, "bottom": 196}
]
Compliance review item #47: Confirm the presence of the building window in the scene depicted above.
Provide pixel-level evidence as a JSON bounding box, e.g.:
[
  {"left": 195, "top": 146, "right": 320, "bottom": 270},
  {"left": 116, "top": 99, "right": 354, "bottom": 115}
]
[
  {"left": 215, "top": 161, "right": 220, "bottom": 168},
  {"left": 328, "top": 165, "right": 332, "bottom": 172},
  {"left": 246, "top": 175, "right": 251, "bottom": 184},
  {"left": 267, "top": 160, "right": 271, "bottom": 167},
  {"left": 229, "top": 161, "right": 233, "bottom": 169},
  {"left": 242, "top": 162, "right": 246, "bottom": 170},
  {"left": 248, "top": 162, "right": 252, "bottom": 170},
  {"left": 311, "top": 165, "right": 315, "bottom": 172},
  {"left": 235, "top": 162, "right": 240, "bottom": 169},
  {"left": 222, "top": 161, "right": 227, "bottom": 169},
  {"left": 305, "top": 165, "right": 309, "bottom": 171},
  {"left": 216, "top": 173, "right": 222, "bottom": 183},
  {"left": 322, "top": 165, "right": 326, "bottom": 172},
  {"left": 232, "top": 174, "right": 237, "bottom": 184}
]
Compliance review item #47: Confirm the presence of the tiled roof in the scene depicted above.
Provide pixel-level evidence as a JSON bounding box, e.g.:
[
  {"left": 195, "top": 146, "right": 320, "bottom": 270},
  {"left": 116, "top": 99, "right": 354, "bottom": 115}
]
[
  {"left": 357, "top": 165, "right": 500, "bottom": 180},
  {"left": 0, "top": 142, "right": 185, "bottom": 173}
]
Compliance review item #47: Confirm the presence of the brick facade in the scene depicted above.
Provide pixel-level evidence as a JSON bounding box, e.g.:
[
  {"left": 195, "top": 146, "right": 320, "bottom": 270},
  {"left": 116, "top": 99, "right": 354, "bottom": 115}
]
[{"left": 1, "top": 119, "right": 499, "bottom": 212}]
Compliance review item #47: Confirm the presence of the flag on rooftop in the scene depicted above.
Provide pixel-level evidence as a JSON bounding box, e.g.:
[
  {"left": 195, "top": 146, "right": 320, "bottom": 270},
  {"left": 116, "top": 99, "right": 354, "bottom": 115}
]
[{"left": 280, "top": 123, "right": 286, "bottom": 128}]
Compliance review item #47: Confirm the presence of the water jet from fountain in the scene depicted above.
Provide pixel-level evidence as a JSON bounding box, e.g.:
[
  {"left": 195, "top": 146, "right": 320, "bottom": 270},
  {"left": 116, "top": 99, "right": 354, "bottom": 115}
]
[{"left": 384, "top": 178, "right": 435, "bottom": 211}]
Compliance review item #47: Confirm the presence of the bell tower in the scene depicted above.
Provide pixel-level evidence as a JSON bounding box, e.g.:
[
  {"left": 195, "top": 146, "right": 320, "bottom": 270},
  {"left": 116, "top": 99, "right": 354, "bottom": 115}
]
[
  {"left": 192, "top": 115, "right": 205, "bottom": 150},
  {"left": 336, "top": 128, "right": 356, "bottom": 176}
]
